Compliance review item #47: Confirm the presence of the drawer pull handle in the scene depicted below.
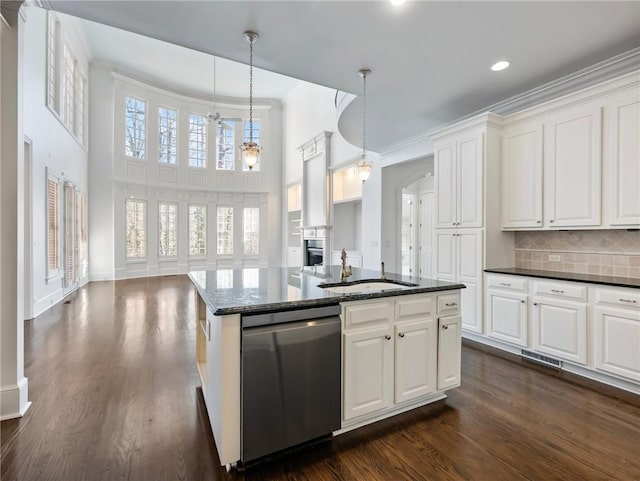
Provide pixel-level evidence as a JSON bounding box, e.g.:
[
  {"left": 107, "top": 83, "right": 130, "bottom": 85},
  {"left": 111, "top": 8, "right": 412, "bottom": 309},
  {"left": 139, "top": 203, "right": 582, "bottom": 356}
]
[
  {"left": 619, "top": 298, "right": 637, "bottom": 303},
  {"left": 445, "top": 302, "right": 458, "bottom": 307},
  {"left": 399, "top": 332, "right": 405, "bottom": 338},
  {"left": 442, "top": 325, "right": 449, "bottom": 330},
  {"left": 385, "top": 335, "right": 391, "bottom": 340},
  {"left": 499, "top": 283, "right": 511, "bottom": 287},
  {"left": 534, "top": 302, "right": 538, "bottom": 306},
  {"left": 521, "top": 300, "right": 525, "bottom": 304},
  {"left": 551, "top": 289, "right": 565, "bottom": 293}
]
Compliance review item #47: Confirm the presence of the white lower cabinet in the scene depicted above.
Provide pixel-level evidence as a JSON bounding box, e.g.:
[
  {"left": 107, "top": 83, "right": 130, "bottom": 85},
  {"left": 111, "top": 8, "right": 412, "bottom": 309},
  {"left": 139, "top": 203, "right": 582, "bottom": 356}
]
[
  {"left": 486, "top": 289, "right": 528, "bottom": 347},
  {"left": 594, "top": 306, "right": 640, "bottom": 382},
  {"left": 394, "top": 318, "right": 437, "bottom": 404},
  {"left": 343, "top": 326, "right": 394, "bottom": 421},
  {"left": 532, "top": 297, "right": 587, "bottom": 365},
  {"left": 342, "top": 292, "right": 461, "bottom": 424},
  {"left": 437, "top": 315, "right": 462, "bottom": 390}
]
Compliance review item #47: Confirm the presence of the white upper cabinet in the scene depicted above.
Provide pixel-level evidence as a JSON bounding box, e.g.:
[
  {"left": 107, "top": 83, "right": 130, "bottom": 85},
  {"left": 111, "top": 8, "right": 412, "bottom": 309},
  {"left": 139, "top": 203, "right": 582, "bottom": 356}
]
[
  {"left": 501, "top": 123, "right": 543, "bottom": 228},
  {"left": 544, "top": 105, "right": 602, "bottom": 227},
  {"left": 606, "top": 91, "right": 640, "bottom": 226},
  {"left": 435, "top": 143, "right": 457, "bottom": 228},
  {"left": 435, "top": 133, "right": 483, "bottom": 229}
]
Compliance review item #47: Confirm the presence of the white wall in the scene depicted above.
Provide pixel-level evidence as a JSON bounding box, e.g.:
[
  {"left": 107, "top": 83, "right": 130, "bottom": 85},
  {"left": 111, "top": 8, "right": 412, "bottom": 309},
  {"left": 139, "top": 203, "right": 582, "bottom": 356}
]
[
  {"left": 23, "top": 7, "right": 90, "bottom": 316},
  {"left": 89, "top": 67, "right": 283, "bottom": 279}
]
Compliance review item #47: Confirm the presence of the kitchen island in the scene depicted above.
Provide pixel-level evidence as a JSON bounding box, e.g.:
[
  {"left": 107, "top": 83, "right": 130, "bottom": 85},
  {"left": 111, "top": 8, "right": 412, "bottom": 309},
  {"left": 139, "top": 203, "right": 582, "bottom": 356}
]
[{"left": 189, "top": 266, "right": 465, "bottom": 470}]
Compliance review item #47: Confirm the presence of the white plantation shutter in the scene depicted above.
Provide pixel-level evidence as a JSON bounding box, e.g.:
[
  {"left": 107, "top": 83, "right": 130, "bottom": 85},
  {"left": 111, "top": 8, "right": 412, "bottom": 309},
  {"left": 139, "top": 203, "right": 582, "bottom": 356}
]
[
  {"left": 47, "top": 178, "right": 60, "bottom": 274},
  {"left": 78, "top": 193, "right": 87, "bottom": 264},
  {"left": 64, "top": 183, "right": 75, "bottom": 285}
]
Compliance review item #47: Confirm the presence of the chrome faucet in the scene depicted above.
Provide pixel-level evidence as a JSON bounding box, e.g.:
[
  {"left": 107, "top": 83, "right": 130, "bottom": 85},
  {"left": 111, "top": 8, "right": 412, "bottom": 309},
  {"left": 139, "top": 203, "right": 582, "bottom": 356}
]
[
  {"left": 340, "top": 248, "right": 352, "bottom": 281},
  {"left": 380, "top": 262, "right": 386, "bottom": 280}
]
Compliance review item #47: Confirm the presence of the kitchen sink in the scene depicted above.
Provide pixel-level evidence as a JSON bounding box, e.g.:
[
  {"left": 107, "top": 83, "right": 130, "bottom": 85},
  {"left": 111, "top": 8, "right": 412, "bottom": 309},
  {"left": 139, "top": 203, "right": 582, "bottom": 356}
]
[{"left": 320, "top": 281, "right": 415, "bottom": 294}]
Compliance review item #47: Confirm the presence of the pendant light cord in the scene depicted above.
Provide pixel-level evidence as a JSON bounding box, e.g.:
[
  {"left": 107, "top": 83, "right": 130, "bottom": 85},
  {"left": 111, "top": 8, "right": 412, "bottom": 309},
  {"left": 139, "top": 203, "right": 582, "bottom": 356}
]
[
  {"left": 362, "top": 71, "right": 367, "bottom": 157},
  {"left": 249, "top": 38, "right": 254, "bottom": 143}
]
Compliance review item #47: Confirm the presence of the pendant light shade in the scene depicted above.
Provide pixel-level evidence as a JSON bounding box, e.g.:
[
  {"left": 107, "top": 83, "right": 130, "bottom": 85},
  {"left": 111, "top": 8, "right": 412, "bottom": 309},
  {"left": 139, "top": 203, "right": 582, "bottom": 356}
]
[
  {"left": 241, "top": 31, "right": 262, "bottom": 170},
  {"left": 356, "top": 68, "right": 372, "bottom": 182}
]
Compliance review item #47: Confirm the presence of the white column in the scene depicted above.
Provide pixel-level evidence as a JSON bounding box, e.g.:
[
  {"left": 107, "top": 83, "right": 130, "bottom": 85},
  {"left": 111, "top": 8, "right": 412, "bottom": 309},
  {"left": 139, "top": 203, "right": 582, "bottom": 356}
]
[{"left": 0, "top": 2, "right": 30, "bottom": 420}]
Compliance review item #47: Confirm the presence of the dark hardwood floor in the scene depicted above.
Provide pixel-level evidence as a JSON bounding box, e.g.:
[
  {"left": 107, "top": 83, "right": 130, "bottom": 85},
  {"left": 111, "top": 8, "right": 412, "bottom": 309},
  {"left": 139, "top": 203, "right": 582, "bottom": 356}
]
[{"left": 1, "top": 275, "right": 638, "bottom": 481}]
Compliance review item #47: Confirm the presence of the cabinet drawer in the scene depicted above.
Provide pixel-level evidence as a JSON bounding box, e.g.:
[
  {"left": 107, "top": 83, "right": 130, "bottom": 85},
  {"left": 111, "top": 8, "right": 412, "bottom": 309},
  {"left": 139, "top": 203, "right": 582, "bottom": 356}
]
[
  {"left": 342, "top": 300, "right": 394, "bottom": 330},
  {"left": 534, "top": 281, "right": 587, "bottom": 302},
  {"left": 395, "top": 295, "right": 433, "bottom": 322},
  {"left": 594, "top": 288, "right": 640, "bottom": 310},
  {"left": 437, "top": 293, "right": 460, "bottom": 315},
  {"left": 486, "top": 275, "right": 528, "bottom": 292}
]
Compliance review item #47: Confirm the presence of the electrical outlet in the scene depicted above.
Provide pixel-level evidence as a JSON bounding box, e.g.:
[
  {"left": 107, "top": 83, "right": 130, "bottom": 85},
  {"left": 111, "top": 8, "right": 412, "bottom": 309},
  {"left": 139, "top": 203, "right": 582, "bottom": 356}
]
[{"left": 548, "top": 254, "right": 562, "bottom": 262}]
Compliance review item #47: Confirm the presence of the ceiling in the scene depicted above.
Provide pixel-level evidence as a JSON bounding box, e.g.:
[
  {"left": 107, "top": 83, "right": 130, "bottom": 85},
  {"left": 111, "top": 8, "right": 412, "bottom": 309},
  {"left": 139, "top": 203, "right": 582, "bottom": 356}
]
[{"left": 47, "top": 1, "right": 640, "bottom": 151}]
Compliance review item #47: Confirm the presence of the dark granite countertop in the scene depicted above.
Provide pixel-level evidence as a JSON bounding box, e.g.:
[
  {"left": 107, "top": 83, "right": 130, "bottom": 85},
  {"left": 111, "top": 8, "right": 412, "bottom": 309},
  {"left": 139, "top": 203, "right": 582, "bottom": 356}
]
[
  {"left": 189, "top": 266, "right": 465, "bottom": 316},
  {"left": 484, "top": 267, "right": 640, "bottom": 289}
]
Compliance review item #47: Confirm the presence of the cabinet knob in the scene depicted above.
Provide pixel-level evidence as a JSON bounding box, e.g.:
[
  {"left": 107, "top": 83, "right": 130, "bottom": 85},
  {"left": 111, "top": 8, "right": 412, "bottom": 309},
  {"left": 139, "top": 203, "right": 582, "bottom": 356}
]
[
  {"left": 385, "top": 335, "right": 391, "bottom": 340},
  {"left": 398, "top": 332, "right": 405, "bottom": 338},
  {"left": 549, "top": 220, "right": 554, "bottom": 223},
  {"left": 536, "top": 220, "right": 541, "bottom": 224},
  {"left": 442, "top": 325, "right": 449, "bottom": 330},
  {"left": 533, "top": 302, "right": 538, "bottom": 306},
  {"left": 521, "top": 300, "right": 525, "bottom": 303},
  {"left": 452, "top": 222, "right": 456, "bottom": 226}
]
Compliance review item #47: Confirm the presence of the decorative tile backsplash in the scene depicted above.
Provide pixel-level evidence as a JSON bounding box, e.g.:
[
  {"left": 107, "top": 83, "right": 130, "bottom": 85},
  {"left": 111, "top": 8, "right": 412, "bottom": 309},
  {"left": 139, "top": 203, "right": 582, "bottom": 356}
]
[{"left": 514, "top": 230, "right": 640, "bottom": 279}]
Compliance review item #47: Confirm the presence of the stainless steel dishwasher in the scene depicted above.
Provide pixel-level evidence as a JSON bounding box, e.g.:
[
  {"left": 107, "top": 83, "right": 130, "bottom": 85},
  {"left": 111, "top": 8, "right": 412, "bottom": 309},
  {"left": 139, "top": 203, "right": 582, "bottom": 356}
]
[{"left": 241, "top": 305, "right": 341, "bottom": 464}]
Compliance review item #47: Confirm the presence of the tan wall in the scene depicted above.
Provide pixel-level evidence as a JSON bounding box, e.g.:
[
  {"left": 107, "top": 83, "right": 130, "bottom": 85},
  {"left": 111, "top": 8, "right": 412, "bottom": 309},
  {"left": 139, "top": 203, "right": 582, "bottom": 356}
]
[{"left": 514, "top": 230, "right": 640, "bottom": 278}]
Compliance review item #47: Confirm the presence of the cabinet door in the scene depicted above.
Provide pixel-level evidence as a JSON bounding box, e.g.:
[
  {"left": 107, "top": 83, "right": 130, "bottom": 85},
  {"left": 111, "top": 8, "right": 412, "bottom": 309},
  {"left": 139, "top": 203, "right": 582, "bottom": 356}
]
[
  {"left": 435, "top": 230, "right": 456, "bottom": 281},
  {"left": 437, "top": 315, "right": 462, "bottom": 390},
  {"left": 533, "top": 298, "right": 587, "bottom": 364},
  {"left": 343, "top": 326, "right": 394, "bottom": 421},
  {"left": 394, "top": 318, "right": 437, "bottom": 404},
  {"left": 458, "top": 230, "right": 482, "bottom": 283},
  {"left": 544, "top": 106, "right": 602, "bottom": 227},
  {"left": 607, "top": 94, "right": 640, "bottom": 226},
  {"left": 435, "top": 143, "right": 457, "bottom": 228},
  {"left": 460, "top": 281, "right": 482, "bottom": 334},
  {"left": 457, "top": 133, "right": 484, "bottom": 228},
  {"left": 594, "top": 306, "right": 640, "bottom": 382},
  {"left": 486, "top": 290, "right": 528, "bottom": 346},
  {"left": 502, "top": 124, "right": 543, "bottom": 229},
  {"left": 288, "top": 247, "right": 301, "bottom": 267}
]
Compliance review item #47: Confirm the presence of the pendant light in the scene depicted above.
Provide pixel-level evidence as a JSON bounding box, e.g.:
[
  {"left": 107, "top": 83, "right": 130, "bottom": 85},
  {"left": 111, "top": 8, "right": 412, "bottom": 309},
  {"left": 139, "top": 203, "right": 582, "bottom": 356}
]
[
  {"left": 355, "top": 68, "right": 372, "bottom": 182},
  {"left": 241, "top": 31, "right": 261, "bottom": 170}
]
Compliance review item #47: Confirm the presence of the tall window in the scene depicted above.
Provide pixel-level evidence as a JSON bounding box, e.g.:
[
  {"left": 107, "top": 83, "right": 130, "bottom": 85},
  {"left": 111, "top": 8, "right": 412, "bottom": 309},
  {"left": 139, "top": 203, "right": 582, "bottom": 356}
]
[
  {"left": 62, "top": 44, "right": 75, "bottom": 132},
  {"left": 126, "top": 199, "right": 146, "bottom": 259},
  {"left": 217, "top": 269, "right": 233, "bottom": 289},
  {"left": 217, "top": 207, "right": 234, "bottom": 255},
  {"left": 46, "top": 12, "right": 86, "bottom": 145},
  {"left": 216, "top": 123, "right": 234, "bottom": 170},
  {"left": 125, "top": 96, "right": 146, "bottom": 158},
  {"left": 188, "top": 114, "right": 207, "bottom": 168},
  {"left": 158, "top": 107, "right": 177, "bottom": 164},
  {"left": 158, "top": 202, "right": 178, "bottom": 257},
  {"left": 243, "top": 208, "right": 259, "bottom": 255},
  {"left": 47, "top": 13, "right": 59, "bottom": 110},
  {"left": 47, "top": 176, "right": 60, "bottom": 277},
  {"left": 188, "top": 205, "right": 207, "bottom": 257},
  {"left": 243, "top": 120, "right": 261, "bottom": 171}
]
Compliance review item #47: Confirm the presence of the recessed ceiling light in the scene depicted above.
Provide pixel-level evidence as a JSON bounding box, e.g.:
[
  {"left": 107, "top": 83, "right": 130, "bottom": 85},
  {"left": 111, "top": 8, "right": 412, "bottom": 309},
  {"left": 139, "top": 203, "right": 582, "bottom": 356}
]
[
  {"left": 390, "top": 0, "right": 406, "bottom": 6},
  {"left": 491, "top": 61, "right": 510, "bottom": 72}
]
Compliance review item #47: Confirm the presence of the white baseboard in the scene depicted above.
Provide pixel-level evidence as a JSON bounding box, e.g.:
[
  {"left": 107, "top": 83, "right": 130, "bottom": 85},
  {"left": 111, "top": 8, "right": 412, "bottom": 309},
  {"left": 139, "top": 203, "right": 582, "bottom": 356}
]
[
  {"left": 32, "top": 288, "right": 64, "bottom": 318},
  {"left": 0, "top": 377, "right": 31, "bottom": 421}
]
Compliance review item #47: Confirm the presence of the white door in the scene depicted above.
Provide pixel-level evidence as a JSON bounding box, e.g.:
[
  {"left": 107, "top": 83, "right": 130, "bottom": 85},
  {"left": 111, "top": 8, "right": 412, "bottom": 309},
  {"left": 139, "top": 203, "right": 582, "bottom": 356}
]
[
  {"left": 435, "top": 230, "right": 456, "bottom": 281},
  {"left": 435, "top": 143, "right": 457, "bottom": 228},
  {"left": 533, "top": 298, "right": 587, "bottom": 364},
  {"left": 544, "top": 106, "right": 602, "bottom": 227},
  {"left": 419, "top": 192, "right": 435, "bottom": 278},
  {"left": 394, "top": 318, "right": 437, "bottom": 404},
  {"left": 594, "top": 306, "right": 640, "bottom": 382},
  {"left": 458, "top": 230, "right": 482, "bottom": 283},
  {"left": 343, "top": 326, "right": 394, "bottom": 421},
  {"left": 437, "top": 315, "right": 462, "bottom": 390},
  {"left": 486, "top": 290, "right": 528, "bottom": 346},
  {"left": 401, "top": 194, "right": 415, "bottom": 276},
  {"left": 502, "top": 124, "right": 543, "bottom": 229},
  {"left": 607, "top": 93, "right": 640, "bottom": 226},
  {"left": 457, "top": 133, "right": 484, "bottom": 228}
]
